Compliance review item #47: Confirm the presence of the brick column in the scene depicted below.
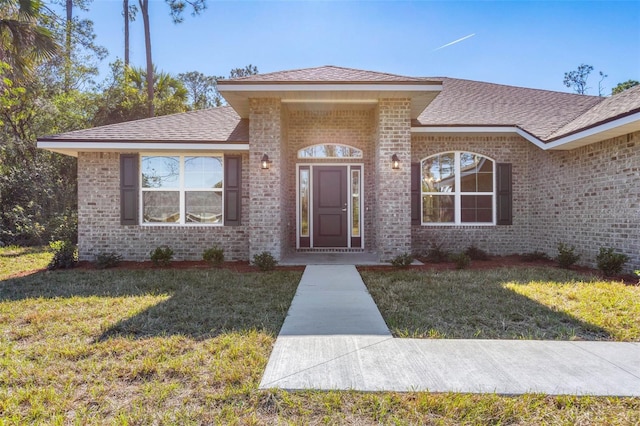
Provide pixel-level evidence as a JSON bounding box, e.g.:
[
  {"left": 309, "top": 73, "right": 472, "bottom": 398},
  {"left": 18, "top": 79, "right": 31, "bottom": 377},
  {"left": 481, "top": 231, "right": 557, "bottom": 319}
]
[
  {"left": 249, "top": 98, "right": 284, "bottom": 260},
  {"left": 376, "top": 99, "right": 412, "bottom": 261}
]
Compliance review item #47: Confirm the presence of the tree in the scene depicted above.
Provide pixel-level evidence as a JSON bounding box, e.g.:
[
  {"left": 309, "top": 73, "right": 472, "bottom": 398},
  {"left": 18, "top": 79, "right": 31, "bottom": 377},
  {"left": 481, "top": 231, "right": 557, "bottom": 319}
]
[
  {"left": 563, "top": 64, "right": 593, "bottom": 95},
  {"left": 229, "top": 64, "right": 258, "bottom": 79},
  {"left": 612, "top": 79, "right": 640, "bottom": 95},
  {"left": 563, "top": 64, "right": 608, "bottom": 96},
  {"left": 0, "top": 0, "right": 58, "bottom": 80},
  {"left": 93, "top": 61, "right": 188, "bottom": 126},
  {"left": 123, "top": 0, "right": 137, "bottom": 67},
  {"left": 138, "top": 0, "right": 206, "bottom": 118},
  {"left": 178, "top": 71, "right": 220, "bottom": 109}
]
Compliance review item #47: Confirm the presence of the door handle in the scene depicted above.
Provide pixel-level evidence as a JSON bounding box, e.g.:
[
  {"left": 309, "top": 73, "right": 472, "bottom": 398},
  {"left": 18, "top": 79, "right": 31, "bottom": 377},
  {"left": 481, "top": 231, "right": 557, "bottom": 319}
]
[{"left": 341, "top": 203, "right": 347, "bottom": 212}]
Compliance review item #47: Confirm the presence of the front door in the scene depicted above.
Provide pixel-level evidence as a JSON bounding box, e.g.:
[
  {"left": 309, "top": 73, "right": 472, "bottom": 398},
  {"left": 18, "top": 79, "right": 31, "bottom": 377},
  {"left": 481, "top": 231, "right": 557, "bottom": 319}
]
[{"left": 313, "top": 166, "right": 348, "bottom": 247}]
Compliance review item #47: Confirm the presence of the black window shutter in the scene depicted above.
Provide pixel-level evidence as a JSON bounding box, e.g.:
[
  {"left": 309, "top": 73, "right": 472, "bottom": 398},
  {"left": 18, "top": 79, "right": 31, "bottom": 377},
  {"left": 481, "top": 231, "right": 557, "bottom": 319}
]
[
  {"left": 120, "top": 153, "right": 139, "bottom": 225},
  {"left": 497, "top": 163, "right": 512, "bottom": 225},
  {"left": 224, "top": 155, "right": 242, "bottom": 226},
  {"left": 411, "top": 162, "right": 421, "bottom": 225}
]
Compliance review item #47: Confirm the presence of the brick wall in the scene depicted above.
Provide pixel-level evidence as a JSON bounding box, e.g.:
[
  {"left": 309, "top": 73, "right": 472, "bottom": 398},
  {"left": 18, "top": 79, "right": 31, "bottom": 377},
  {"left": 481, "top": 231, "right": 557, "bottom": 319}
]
[
  {"left": 77, "top": 152, "right": 250, "bottom": 261},
  {"left": 376, "top": 99, "right": 412, "bottom": 260},
  {"left": 529, "top": 131, "right": 639, "bottom": 272},
  {"left": 411, "top": 134, "right": 532, "bottom": 256},
  {"left": 284, "top": 107, "right": 377, "bottom": 251},
  {"left": 248, "top": 98, "right": 285, "bottom": 259}
]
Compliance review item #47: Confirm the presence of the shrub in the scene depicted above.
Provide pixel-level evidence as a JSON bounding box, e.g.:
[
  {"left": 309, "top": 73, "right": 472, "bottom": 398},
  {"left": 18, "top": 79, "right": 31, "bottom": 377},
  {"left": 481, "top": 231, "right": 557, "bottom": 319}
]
[
  {"left": 150, "top": 246, "right": 174, "bottom": 266},
  {"left": 203, "top": 246, "right": 225, "bottom": 267},
  {"left": 253, "top": 251, "right": 278, "bottom": 271},
  {"left": 465, "top": 244, "right": 490, "bottom": 261},
  {"left": 522, "top": 250, "right": 550, "bottom": 262},
  {"left": 635, "top": 270, "right": 640, "bottom": 284},
  {"left": 449, "top": 252, "right": 471, "bottom": 270},
  {"left": 94, "top": 252, "right": 122, "bottom": 269},
  {"left": 391, "top": 253, "right": 413, "bottom": 268},
  {"left": 424, "top": 242, "right": 450, "bottom": 263},
  {"left": 47, "top": 240, "right": 77, "bottom": 270},
  {"left": 556, "top": 242, "right": 580, "bottom": 269},
  {"left": 596, "top": 247, "right": 629, "bottom": 277}
]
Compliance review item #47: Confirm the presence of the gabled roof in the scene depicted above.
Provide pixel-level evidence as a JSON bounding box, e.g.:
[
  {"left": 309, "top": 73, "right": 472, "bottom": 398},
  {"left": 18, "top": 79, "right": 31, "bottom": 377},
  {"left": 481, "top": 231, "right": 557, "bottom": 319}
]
[
  {"left": 415, "top": 78, "right": 603, "bottom": 141},
  {"left": 37, "top": 66, "right": 640, "bottom": 156},
  {"left": 219, "top": 65, "right": 431, "bottom": 84}
]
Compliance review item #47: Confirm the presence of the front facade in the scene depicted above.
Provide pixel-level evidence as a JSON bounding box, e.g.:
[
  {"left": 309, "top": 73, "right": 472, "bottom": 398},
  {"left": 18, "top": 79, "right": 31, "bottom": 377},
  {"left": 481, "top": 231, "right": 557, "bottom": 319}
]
[{"left": 38, "top": 66, "right": 640, "bottom": 271}]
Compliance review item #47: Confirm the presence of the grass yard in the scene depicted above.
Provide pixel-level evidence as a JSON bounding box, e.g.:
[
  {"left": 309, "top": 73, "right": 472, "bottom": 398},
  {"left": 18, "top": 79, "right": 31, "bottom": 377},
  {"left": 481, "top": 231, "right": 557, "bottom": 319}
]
[
  {"left": 1, "top": 247, "right": 639, "bottom": 424},
  {"left": 362, "top": 267, "right": 640, "bottom": 341},
  {"left": 0, "top": 245, "right": 52, "bottom": 280}
]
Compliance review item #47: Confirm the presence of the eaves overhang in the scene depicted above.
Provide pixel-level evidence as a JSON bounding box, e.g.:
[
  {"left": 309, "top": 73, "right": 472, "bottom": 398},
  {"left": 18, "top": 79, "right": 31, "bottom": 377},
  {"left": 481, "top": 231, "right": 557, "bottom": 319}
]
[
  {"left": 412, "top": 111, "right": 640, "bottom": 151},
  {"left": 36, "top": 140, "right": 250, "bottom": 157},
  {"left": 217, "top": 81, "right": 443, "bottom": 119}
]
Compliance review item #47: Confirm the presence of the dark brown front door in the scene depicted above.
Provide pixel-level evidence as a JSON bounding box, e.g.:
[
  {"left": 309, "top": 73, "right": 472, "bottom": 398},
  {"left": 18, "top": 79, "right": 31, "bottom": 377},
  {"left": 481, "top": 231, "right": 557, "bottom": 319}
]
[{"left": 313, "top": 166, "right": 348, "bottom": 247}]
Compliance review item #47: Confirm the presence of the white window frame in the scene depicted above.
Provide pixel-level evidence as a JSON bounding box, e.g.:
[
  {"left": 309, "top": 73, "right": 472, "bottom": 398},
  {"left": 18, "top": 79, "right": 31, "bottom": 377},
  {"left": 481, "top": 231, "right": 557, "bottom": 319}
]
[
  {"left": 140, "top": 153, "right": 224, "bottom": 226},
  {"left": 421, "top": 151, "right": 496, "bottom": 226}
]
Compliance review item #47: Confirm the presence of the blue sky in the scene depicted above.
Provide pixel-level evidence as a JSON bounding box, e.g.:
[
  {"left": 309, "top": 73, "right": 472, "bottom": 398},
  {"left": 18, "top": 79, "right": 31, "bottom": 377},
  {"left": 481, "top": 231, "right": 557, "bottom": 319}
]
[{"left": 71, "top": 0, "right": 639, "bottom": 95}]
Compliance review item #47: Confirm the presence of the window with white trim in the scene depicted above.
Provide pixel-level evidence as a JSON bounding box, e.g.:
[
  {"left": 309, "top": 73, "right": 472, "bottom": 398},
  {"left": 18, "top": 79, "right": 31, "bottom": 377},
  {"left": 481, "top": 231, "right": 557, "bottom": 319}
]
[
  {"left": 141, "top": 155, "right": 223, "bottom": 225},
  {"left": 421, "top": 152, "right": 495, "bottom": 225}
]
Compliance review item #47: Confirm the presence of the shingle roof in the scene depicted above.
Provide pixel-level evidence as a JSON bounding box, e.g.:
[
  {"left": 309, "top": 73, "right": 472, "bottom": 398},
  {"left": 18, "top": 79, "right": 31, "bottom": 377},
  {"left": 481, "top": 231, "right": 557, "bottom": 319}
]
[
  {"left": 547, "top": 84, "right": 640, "bottom": 140},
  {"left": 38, "top": 67, "right": 639, "bottom": 148},
  {"left": 415, "top": 78, "right": 604, "bottom": 140},
  {"left": 219, "top": 65, "right": 432, "bottom": 84},
  {"left": 38, "top": 106, "right": 247, "bottom": 143}
]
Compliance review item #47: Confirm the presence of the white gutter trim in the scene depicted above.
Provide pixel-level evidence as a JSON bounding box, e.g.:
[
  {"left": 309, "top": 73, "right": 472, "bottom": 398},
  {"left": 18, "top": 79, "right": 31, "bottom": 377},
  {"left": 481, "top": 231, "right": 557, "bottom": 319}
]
[
  {"left": 411, "top": 126, "right": 546, "bottom": 149},
  {"left": 219, "top": 83, "right": 443, "bottom": 92},
  {"left": 37, "top": 141, "right": 250, "bottom": 152}
]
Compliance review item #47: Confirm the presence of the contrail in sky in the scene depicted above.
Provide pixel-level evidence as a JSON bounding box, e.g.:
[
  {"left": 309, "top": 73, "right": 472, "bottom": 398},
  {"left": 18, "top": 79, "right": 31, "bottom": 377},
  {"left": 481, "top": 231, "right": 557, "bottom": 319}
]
[{"left": 434, "top": 33, "right": 476, "bottom": 51}]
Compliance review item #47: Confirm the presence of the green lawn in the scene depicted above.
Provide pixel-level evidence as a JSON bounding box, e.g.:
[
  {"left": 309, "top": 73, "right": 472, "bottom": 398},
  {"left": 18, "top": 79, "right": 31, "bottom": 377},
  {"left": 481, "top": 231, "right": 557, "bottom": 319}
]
[
  {"left": 1, "top": 249, "right": 639, "bottom": 424},
  {"left": 362, "top": 267, "right": 640, "bottom": 341},
  {"left": 0, "top": 245, "right": 52, "bottom": 280}
]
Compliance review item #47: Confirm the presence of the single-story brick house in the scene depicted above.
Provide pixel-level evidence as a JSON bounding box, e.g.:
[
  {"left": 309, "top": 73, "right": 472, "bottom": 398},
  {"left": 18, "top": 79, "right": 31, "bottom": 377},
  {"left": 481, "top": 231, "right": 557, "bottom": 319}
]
[{"left": 38, "top": 66, "right": 640, "bottom": 270}]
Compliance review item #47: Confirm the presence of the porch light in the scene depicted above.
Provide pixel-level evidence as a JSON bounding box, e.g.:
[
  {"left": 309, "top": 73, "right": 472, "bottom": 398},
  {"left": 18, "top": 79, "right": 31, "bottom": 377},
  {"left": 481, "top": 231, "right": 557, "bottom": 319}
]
[
  {"left": 391, "top": 154, "right": 400, "bottom": 170},
  {"left": 261, "top": 154, "right": 272, "bottom": 170}
]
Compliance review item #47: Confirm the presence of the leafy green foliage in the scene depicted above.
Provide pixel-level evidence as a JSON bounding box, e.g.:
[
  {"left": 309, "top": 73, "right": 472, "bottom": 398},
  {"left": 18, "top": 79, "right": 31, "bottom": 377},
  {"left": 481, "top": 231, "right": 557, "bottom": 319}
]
[
  {"left": 596, "top": 247, "right": 629, "bottom": 277},
  {"left": 47, "top": 240, "right": 77, "bottom": 270},
  {"left": 390, "top": 253, "right": 413, "bottom": 268},
  {"left": 449, "top": 252, "right": 471, "bottom": 270},
  {"left": 94, "top": 252, "right": 123, "bottom": 269},
  {"left": 423, "top": 242, "right": 450, "bottom": 263},
  {"left": 252, "top": 251, "right": 278, "bottom": 271},
  {"left": 150, "top": 245, "right": 173, "bottom": 266},
  {"left": 556, "top": 242, "right": 580, "bottom": 269},
  {"left": 202, "top": 246, "right": 224, "bottom": 267},
  {"left": 612, "top": 79, "right": 640, "bottom": 95},
  {"left": 465, "top": 244, "right": 490, "bottom": 261}
]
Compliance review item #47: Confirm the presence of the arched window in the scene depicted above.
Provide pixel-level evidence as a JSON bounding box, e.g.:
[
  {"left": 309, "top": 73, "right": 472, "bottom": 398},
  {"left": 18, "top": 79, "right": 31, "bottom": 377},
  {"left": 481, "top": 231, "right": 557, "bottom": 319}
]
[
  {"left": 421, "top": 152, "right": 495, "bottom": 224},
  {"left": 298, "top": 144, "right": 363, "bottom": 159}
]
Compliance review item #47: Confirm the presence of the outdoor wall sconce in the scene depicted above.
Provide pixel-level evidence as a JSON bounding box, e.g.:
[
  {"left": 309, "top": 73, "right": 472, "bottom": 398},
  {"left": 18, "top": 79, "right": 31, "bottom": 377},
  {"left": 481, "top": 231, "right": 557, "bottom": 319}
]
[
  {"left": 391, "top": 154, "right": 400, "bottom": 170},
  {"left": 261, "top": 154, "right": 272, "bottom": 170}
]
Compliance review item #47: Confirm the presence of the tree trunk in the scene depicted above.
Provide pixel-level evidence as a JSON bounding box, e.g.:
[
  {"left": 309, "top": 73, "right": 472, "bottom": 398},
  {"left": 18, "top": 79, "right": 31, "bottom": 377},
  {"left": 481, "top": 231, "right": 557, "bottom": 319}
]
[
  {"left": 124, "top": 0, "right": 129, "bottom": 68},
  {"left": 64, "top": 0, "right": 73, "bottom": 92},
  {"left": 139, "top": 0, "right": 154, "bottom": 117}
]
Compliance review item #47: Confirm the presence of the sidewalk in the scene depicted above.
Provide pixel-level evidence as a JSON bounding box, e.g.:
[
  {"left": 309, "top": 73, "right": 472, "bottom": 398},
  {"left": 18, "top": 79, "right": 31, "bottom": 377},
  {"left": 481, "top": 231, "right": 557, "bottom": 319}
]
[{"left": 260, "top": 265, "right": 640, "bottom": 395}]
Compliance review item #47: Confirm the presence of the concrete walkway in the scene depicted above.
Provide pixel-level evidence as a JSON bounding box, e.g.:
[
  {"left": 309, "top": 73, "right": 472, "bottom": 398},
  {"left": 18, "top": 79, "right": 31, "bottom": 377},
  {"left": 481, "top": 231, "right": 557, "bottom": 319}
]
[{"left": 260, "top": 265, "right": 640, "bottom": 395}]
